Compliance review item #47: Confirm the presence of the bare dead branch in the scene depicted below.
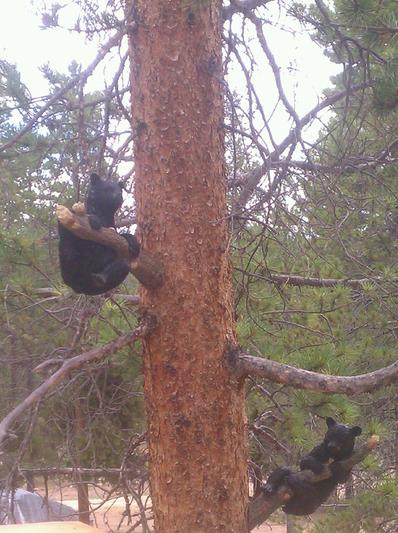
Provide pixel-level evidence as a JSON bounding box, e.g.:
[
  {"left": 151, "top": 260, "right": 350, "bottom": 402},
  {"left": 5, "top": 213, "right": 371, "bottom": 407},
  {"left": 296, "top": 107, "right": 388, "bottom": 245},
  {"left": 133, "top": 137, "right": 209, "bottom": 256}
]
[
  {"left": 248, "top": 435, "right": 379, "bottom": 530},
  {"left": 29, "top": 288, "right": 140, "bottom": 304},
  {"left": 248, "top": 13, "right": 301, "bottom": 129},
  {"left": 234, "top": 352, "right": 398, "bottom": 395},
  {"left": 56, "top": 203, "right": 164, "bottom": 290},
  {"left": 112, "top": 294, "right": 141, "bottom": 305},
  {"left": 269, "top": 151, "right": 398, "bottom": 174},
  {"left": 236, "top": 81, "right": 372, "bottom": 208},
  {"left": 34, "top": 357, "right": 65, "bottom": 376},
  {"left": 222, "top": 1, "right": 271, "bottom": 20},
  {"left": 0, "top": 318, "right": 154, "bottom": 451},
  {"left": 260, "top": 273, "right": 384, "bottom": 289},
  {"left": 18, "top": 467, "right": 139, "bottom": 478},
  {"left": 0, "top": 30, "right": 123, "bottom": 154}
]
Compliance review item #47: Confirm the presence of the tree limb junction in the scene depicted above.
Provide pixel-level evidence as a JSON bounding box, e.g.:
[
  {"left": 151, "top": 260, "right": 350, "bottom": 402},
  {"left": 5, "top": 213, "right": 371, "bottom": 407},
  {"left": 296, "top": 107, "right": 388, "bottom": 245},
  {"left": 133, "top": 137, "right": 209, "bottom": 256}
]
[{"left": 235, "top": 352, "right": 398, "bottom": 395}]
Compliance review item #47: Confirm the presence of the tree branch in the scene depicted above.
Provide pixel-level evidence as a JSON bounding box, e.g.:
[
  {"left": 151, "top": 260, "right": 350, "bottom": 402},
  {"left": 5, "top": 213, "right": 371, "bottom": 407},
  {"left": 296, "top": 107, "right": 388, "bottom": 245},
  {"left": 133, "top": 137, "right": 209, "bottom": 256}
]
[
  {"left": 57, "top": 203, "right": 164, "bottom": 290},
  {"left": 222, "top": 1, "right": 272, "bottom": 20},
  {"left": 0, "top": 30, "right": 123, "bottom": 154},
  {"left": 19, "top": 467, "right": 139, "bottom": 479},
  {"left": 248, "top": 435, "right": 379, "bottom": 530},
  {"left": 34, "top": 288, "right": 140, "bottom": 304},
  {"left": 260, "top": 272, "right": 384, "bottom": 289},
  {"left": 0, "top": 318, "right": 154, "bottom": 452},
  {"left": 236, "top": 81, "right": 372, "bottom": 208},
  {"left": 234, "top": 352, "right": 398, "bottom": 395}
]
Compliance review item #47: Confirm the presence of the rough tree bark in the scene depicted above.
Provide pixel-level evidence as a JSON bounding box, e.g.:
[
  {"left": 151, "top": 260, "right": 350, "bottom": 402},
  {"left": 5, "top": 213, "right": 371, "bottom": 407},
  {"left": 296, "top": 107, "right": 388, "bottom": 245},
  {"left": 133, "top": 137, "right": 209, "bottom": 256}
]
[{"left": 126, "top": 1, "right": 248, "bottom": 531}]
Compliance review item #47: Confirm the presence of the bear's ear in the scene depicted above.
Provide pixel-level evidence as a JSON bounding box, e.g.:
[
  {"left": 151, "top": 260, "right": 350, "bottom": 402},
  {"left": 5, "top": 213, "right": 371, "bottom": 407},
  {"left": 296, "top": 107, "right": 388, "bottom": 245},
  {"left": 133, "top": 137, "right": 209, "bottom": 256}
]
[
  {"left": 326, "top": 417, "right": 336, "bottom": 428},
  {"left": 90, "top": 173, "right": 101, "bottom": 184},
  {"left": 351, "top": 426, "right": 362, "bottom": 436}
]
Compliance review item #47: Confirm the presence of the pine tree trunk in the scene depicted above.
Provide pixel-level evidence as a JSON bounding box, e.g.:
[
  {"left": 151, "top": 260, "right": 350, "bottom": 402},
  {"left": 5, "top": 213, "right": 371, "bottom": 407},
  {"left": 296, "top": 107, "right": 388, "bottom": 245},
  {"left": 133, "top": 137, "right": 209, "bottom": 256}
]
[{"left": 126, "top": 1, "right": 248, "bottom": 531}]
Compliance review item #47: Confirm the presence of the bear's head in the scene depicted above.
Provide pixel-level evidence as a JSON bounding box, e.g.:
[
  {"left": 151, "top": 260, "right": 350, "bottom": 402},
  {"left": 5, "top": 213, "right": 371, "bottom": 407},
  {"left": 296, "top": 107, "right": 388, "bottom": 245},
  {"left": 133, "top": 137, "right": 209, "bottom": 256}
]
[
  {"left": 85, "top": 173, "right": 124, "bottom": 217},
  {"left": 323, "top": 417, "right": 362, "bottom": 461}
]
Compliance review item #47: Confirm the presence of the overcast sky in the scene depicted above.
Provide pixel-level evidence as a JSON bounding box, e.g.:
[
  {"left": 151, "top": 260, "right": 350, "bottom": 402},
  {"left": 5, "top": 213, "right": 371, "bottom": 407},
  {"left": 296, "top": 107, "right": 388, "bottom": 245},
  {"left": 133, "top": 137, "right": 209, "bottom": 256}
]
[
  {"left": 0, "top": 0, "right": 100, "bottom": 93},
  {"left": 1, "top": 1, "right": 341, "bottom": 144}
]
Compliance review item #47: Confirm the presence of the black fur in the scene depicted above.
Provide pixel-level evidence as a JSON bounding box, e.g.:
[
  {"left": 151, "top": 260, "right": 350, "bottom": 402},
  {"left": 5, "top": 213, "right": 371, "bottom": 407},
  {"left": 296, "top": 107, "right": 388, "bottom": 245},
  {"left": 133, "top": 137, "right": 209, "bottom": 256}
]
[
  {"left": 263, "top": 417, "right": 362, "bottom": 515},
  {"left": 58, "top": 173, "right": 140, "bottom": 295}
]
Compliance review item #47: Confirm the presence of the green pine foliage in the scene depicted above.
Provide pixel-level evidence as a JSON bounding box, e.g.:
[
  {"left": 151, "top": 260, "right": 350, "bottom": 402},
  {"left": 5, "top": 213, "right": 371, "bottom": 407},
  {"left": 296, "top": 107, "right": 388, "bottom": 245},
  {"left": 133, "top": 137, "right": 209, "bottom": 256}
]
[
  {"left": 0, "top": 56, "right": 144, "bottom": 477},
  {"left": 311, "top": 480, "right": 398, "bottom": 532},
  {"left": 2, "top": 1, "right": 398, "bottom": 528},
  {"left": 238, "top": 0, "right": 398, "bottom": 528}
]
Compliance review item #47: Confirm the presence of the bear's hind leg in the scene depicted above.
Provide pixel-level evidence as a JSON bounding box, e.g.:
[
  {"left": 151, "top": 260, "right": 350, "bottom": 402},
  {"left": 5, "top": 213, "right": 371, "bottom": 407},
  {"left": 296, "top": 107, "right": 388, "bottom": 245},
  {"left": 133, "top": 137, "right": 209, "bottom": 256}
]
[
  {"left": 262, "top": 467, "right": 292, "bottom": 495},
  {"left": 91, "top": 259, "right": 131, "bottom": 294}
]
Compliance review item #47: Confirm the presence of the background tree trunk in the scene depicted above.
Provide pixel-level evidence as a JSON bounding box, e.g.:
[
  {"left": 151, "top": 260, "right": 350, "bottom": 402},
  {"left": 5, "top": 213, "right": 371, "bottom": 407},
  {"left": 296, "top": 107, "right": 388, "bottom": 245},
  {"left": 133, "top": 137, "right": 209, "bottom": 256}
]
[{"left": 127, "top": 1, "right": 248, "bottom": 531}]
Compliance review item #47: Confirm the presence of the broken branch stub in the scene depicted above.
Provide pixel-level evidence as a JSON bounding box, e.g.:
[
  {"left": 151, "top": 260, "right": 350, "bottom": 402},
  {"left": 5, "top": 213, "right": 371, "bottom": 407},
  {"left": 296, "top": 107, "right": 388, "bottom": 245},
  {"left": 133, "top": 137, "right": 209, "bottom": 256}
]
[{"left": 56, "top": 204, "right": 164, "bottom": 290}]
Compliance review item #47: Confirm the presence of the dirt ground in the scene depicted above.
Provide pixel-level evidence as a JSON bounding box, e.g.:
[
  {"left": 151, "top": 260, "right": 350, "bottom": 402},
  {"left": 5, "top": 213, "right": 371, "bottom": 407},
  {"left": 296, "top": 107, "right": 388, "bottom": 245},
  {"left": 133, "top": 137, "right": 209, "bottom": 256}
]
[
  {"left": 251, "top": 524, "right": 287, "bottom": 533},
  {"left": 35, "top": 483, "right": 290, "bottom": 532}
]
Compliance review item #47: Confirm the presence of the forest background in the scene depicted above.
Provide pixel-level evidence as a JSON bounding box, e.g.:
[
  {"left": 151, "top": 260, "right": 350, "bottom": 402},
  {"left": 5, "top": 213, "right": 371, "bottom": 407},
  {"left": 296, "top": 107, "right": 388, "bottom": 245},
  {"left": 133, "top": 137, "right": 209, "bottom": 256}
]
[{"left": 1, "top": 0, "right": 398, "bottom": 532}]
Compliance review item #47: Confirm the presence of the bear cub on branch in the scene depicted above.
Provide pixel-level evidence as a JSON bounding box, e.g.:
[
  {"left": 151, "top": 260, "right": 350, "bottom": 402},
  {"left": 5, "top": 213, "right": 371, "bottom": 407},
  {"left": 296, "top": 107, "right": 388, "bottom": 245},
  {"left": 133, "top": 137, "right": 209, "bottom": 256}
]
[
  {"left": 263, "top": 417, "right": 362, "bottom": 515},
  {"left": 58, "top": 173, "right": 140, "bottom": 295}
]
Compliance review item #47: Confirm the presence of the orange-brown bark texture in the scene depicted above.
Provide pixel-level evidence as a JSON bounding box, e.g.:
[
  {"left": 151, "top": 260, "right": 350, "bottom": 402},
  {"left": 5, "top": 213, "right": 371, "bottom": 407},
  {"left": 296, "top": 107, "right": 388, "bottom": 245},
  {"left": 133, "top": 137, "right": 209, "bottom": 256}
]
[{"left": 126, "top": 1, "right": 248, "bottom": 531}]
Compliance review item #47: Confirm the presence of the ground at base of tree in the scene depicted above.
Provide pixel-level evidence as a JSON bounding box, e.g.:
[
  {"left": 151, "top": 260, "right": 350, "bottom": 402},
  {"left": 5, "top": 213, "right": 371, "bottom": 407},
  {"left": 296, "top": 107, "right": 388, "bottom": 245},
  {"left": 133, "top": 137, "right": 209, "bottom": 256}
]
[
  {"left": 1, "top": 522, "right": 106, "bottom": 532},
  {"left": 34, "top": 483, "right": 294, "bottom": 532},
  {"left": 35, "top": 482, "right": 353, "bottom": 532}
]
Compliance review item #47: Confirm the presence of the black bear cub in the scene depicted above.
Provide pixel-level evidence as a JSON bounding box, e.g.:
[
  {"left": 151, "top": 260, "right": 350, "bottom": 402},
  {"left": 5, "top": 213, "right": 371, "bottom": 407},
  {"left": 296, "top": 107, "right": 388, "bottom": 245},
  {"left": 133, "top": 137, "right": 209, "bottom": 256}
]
[
  {"left": 58, "top": 173, "right": 140, "bottom": 295},
  {"left": 263, "top": 417, "right": 362, "bottom": 515}
]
